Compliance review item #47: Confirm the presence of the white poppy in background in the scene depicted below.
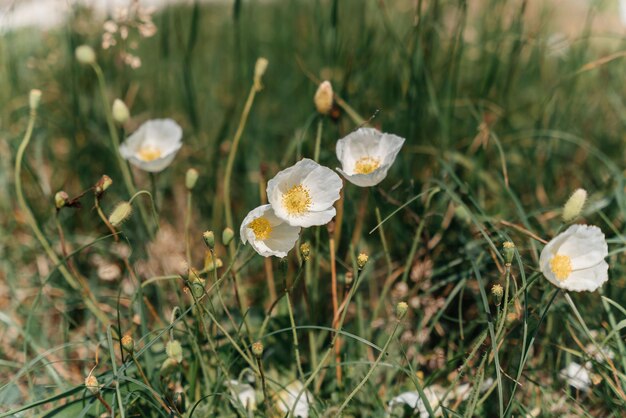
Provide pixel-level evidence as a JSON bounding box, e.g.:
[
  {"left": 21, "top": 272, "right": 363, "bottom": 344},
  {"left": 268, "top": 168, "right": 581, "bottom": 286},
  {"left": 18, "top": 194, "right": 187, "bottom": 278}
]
[
  {"left": 227, "top": 380, "right": 256, "bottom": 411},
  {"left": 267, "top": 158, "right": 342, "bottom": 227},
  {"left": 273, "top": 381, "right": 312, "bottom": 418},
  {"left": 336, "top": 127, "right": 405, "bottom": 187},
  {"left": 560, "top": 362, "right": 591, "bottom": 392},
  {"left": 539, "top": 224, "right": 608, "bottom": 292},
  {"left": 240, "top": 204, "right": 300, "bottom": 258},
  {"left": 387, "top": 386, "right": 445, "bottom": 418},
  {"left": 119, "top": 118, "right": 182, "bottom": 172}
]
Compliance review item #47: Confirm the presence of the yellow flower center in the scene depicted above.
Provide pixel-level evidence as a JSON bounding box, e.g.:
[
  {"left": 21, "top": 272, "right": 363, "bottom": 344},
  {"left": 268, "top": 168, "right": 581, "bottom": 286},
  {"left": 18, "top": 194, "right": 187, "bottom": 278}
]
[
  {"left": 137, "top": 145, "right": 162, "bottom": 161},
  {"left": 282, "top": 184, "right": 312, "bottom": 216},
  {"left": 550, "top": 254, "right": 572, "bottom": 281},
  {"left": 248, "top": 217, "right": 272, "bottom": 240},
  {"left": 354, "top": 157, "right": 381, "bottom": 174}
]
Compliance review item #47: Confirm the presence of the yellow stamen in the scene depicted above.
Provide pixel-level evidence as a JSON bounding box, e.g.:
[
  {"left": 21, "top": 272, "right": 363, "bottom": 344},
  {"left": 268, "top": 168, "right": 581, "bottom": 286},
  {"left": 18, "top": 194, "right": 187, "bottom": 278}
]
[
  {"left": 550, "top": 254, "right": 572, "bottom": 281},
  {"left": 137, "top": 145, "right": 162, "bottom": 162},
  {"left": 282, "top": 184, "right": 312, "bottom": 216},
  {"left": 248, "top": 217, "right": 272, "bottom": 240},
  {"left": 354, "top": 157, "right": 381, "bottom": 174}
]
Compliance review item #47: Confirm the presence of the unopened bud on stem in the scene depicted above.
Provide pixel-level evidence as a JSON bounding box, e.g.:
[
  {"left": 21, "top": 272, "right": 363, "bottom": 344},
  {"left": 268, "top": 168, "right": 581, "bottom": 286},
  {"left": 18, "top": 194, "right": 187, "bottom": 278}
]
[
  {"left": 29, "top": 89, "right": 42, "bottom": 110},
  {"left": 222, "top": 227, "right": 234, "bottom": 246},
  {"left": 203, "top": 231, "right": 215, "bottom": 248},
  {"left": 75, "top": 45, "right": 96, "bottom": 65},
  {"left": 314, "top": 81, "right": 333, "bottom": 115},
  {"left": 185, "top": 168, "right": 199, "bottom": 190},
  {"left": 55, "top": 191, "right": 69, "bottom": 209},
  {"left": 395, "top": 301, "right": 409, "bottom": 320},
  {"left": 252, "top": 341, "right": 264, "bottom": 358},
  {"left": 563, "top": 188, "right": 587, "bottom": 222},
  {"left": 112, "top": 99, "right": 129, "bottom": 124}
]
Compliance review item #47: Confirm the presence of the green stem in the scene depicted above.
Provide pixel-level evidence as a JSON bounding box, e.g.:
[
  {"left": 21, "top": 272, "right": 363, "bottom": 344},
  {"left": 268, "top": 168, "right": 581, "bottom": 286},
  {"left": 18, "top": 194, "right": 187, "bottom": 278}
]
[
  {"left": 14, "top": 103, "right": 109, "bottom": 326},
  {"left": 313, "top": 118, "right": 323, "bottom": 162},
  {"left": 286, "top": 288, "right": 305, "bottom": 381},
  {"left": 336, "top": 321, "right": 401, "bottom": 415},
  {"left": 91, "top": 63, "right": 154, "bottom": 239}
]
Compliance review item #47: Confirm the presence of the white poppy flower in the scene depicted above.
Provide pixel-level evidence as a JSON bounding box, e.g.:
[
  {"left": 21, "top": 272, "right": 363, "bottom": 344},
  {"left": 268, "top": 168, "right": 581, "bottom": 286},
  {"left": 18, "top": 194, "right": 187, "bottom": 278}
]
[
  {"left": 560, "top": 362, "right": 591, "bottom": 392},
  {"left": 267, "top": 158, "right": 342, "bottom": 227},
  {"left": 335, "top": 127, "right": 405, "bottom": 187},
  {"left": 119, "top": 118, "right": 183, "bottom": 172},
  {"left": 387, "top": 386, "right": 445, "bottom": 418},
  {"left": 240, "top": 204, "right": 300, "bottom": 258},
  {"left": 539, "top": 224, "right": 608, "bottom": 292},
  {"left": 227, "top": 380, "right": 256, "bottom": 411},
  {"left": 273, "top": 381, "right": 312, "bottom": 418}
]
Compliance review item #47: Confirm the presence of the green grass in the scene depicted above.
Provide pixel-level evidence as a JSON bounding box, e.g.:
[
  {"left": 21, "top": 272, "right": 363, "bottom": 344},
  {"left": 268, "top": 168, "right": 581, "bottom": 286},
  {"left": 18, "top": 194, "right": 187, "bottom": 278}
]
[{"left": 1, "top": 0, "right": 626, "bottom": 416}]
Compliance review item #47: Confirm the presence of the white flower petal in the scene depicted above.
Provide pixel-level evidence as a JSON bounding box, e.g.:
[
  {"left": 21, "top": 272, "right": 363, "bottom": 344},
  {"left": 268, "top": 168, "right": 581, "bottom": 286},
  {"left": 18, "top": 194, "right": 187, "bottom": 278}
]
[
  {"left": 560, "top": 261, "right": 609, "bottom": 292},
  {"left": 539, "top": 224, "right": 609, "bottom": 292},
  {"left": 274, "top": 381, "right": 312, "bottom": 418},
  {"left": 301, "top": 166, "right": 342, "bottom": 211},
  {"left": 335, "top": 128, "right": 405, "bottom": 187},
  {"left": 560, "top": 362, "right": 591, "bottom": 392},
  {"left": 267, "top": 158, "right": 342, "bottom": 226},
  {"left": 119, "top": 118, "right": 183, "bottom": 173},
  {"left": 239, "top": 204, "right": 300, "bottom": 258}
]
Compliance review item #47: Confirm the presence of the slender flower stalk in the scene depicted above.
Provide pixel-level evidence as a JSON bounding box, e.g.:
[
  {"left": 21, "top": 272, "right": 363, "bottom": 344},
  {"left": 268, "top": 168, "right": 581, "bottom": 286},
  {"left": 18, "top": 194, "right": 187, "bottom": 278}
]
[
  {"left": 14, "top": 91, "right": 109, "bottom": 326},
  {"left": 224, "top": 58, "right": 267, "bottom": 254},
  {"left": 90, "top": 62, "right": 154, "bottom": 238}
]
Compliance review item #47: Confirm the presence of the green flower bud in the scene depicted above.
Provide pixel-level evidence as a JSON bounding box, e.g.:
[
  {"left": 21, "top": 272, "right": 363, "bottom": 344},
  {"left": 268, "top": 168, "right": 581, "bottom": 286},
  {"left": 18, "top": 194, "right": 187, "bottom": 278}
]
[
  {"left": 185, "top": 168, "right": 199, "bottom": 190},
  {"left": 121, "top": 334, "right": 134, "bottom": 354},
  {"left": 563, "top": 188, "right": 587, "bottom": 222},
  {"left": 112, "top": 99, "right": 130, "bottom": 124},
  {"left": 252, "top": 341, "right": 264, "bottom": 358},
  {"left": 395, "top": 301, "right": 409, "bottom": 320},
  {"left": 29, "top": 89, "right": 42, "bottom": 110},
  {"left": 203, "top": 230, "right": 215, "bottom": 248},
  {"left": 85, "top": 374, "right": 99, "bottom": 395},
  {"left": 491, "top": 283, "right": 504, "bottom": 306},
  {"left": 222, "top": 227, "right": 235, "bottom": 246},
  {"left": 75, "top": 45, "right": 96, "bottom": 65},
  {"left": 55, "top": 191, "right": 69, "bottom": 209},
  {"left": 502, "top": 241, "right": 515, "bottom": 265},
  {"left": 166, "top": 340, "right": 183, "bottom": 363},
  {"left": 109, "top": 201, "right": 133, "bottom": 227}
]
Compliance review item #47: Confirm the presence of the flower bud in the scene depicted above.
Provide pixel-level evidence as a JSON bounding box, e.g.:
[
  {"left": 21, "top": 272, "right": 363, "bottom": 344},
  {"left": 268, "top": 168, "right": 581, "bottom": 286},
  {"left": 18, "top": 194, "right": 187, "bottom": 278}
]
[
  {"left": 188, "top": 270, "right": 206, "bottom": 298},
  {"left": 29, "top": 89, "right": 42, "bottom": 110},
  {"left": 357, "top": 253, "right": 369, "bottom": 270},
  {"left": 75, "top": 45, "right": 96, "bottom": 65},
  {"left": 252, "top": 341, "right": 264, "bottom": 358},
  {"left": 121, "top": 334, "right": 134, "bottom": 354},
  {"left": 314, "top": 81, "right": 333, "bottom": 115},
  {"left": 203, "top": 230, "right": 215, "bottom": 248},
  {"left": 254, "top": 57, "right": 269, "bottom": 86},
  {"left": 491, "top": 283, "right": 504, "bottom": 306},
  {"left": 94, "top": 175, "right": 113, "bottom": 195},
  {"left": 395, "top": 301, "right": 409, "bottom": 320},
  {"left": 222, "top": 227, "right": 234, "bottom": 246},
  {"left": 55, "top": 191, "right": 69, "bottom": 209},
  {"left": 563, "top": 188, "right": 587, "bottom": 222},
  {"left": 85, "top": 374, "right": 99, "bottom": 394},
  {"left": 300, "top": 242, "right": 311, "bottom": 261},
  {"left": 204, "top": 252, "right": 223, "bottom": 272},
  {"left": 109, "top": 201, "right": 133, "bottom": 227},
  {"left": 344, "top": 271, "right": 354, "bottom": 285},
  {"left": 502, "top": 241, "right": 515, "bottom": 265},
  {"left": 112, "top": 99, "right": 130, "bottom": 124},
  {"left": 185, "top": 168, "right": 199, "bottom": 190},
  {"left": 166, "top": 340, "right": 183, "bottom": 363}
]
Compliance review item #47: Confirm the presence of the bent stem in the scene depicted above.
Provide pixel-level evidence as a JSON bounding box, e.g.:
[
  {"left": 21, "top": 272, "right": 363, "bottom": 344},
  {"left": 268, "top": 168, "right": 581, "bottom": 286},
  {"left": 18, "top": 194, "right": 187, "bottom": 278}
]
[
  {"left": 14, "top": 103, "right": 109, "bottom": 326},
  {"left": 91, "top": 63, "right": 154, "bottom": 239},
  {"left": 336, "top": 320, "right": 401, "bottom": 415}
]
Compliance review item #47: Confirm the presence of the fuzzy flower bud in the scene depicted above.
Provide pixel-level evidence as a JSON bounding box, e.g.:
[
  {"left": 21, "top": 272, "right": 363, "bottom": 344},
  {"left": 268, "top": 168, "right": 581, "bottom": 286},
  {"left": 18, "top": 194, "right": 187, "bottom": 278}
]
[
  {"left": 203, "top": 230, "right": 215, "bottom": 248},
  {"left": 300, "top": 242, "right": 311, "bottom": 261},
  {"left": 395, "top": 301, "right": 409, "bottom": 320},
  {"left": 55, "top": 191, "right": 69, "bottom": 209},
  {"left": 222, "top": 227, "right": 235, "bottom": 246},
  {"left": 254, "top": 57, "right": 269, "bottom": 87},
  {"left": 121, "top": 334, "right": 134, "bottom": 354},
  {"left": 502, "top": 241, "right": 515, "bottom": 265},
  {"left": 252, "top": 341, "right": 264, "bottom": 358},
  {"left": 109, "top": 201, "right": 133, "bottom": 227},
  {"left": 185, "top": 168, "right": 199, "bottom": 190},
  {"left": 357, "top": 253, "right": 369, "bottom": 270},
  {"left": 75, "top": 45, "right": 96, "bottom": 65},
  {"left": 94, "top": 175, "right": 113, "bottom": 195},
  {"left": 491, "top": 283, "right": 504, "bottom": 306},
  {"left": 112, "top": 99, "right": 130, "bottom": 124},
  {"left": 563, "top": 188, "right": 587, "bottom": 222},
  {"left": 85, "top": 374, "right": 99, "bottom": 395},
  {"left": 29, "top": 89, "right": 42, "bottom": 110},
  {"left": 314, "top": 80, "right": 333, "bottom": 115},
  {"left": 166, "top": 340, "right": 183, "bottom": 363}
]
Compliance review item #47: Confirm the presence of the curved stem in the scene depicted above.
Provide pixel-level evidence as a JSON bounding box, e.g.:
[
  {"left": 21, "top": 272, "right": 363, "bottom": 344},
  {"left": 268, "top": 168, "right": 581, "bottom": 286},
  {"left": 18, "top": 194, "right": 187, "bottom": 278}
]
[
  {"left": 336, "top": 320, "right": 401, "bottom": 415},
  {"left": 14, "top": 105, "right": 109, "bottom": 326}
]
